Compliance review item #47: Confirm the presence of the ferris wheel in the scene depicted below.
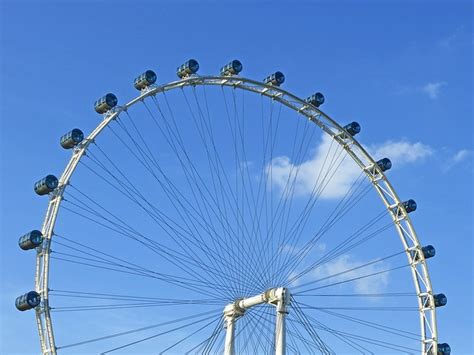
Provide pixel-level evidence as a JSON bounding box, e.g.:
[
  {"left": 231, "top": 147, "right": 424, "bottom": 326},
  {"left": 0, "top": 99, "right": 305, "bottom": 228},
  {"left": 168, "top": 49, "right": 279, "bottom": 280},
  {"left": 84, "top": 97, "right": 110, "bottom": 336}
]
[{"left": 16, "top": 59, "right": 451, "bottom": 354}]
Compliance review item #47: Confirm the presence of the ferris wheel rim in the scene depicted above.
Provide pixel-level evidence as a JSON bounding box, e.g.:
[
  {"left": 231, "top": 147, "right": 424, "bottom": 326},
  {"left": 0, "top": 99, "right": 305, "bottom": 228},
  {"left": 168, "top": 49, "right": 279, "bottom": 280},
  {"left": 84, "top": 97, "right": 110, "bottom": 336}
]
[{"left": 34, "top": 74, "right": 437, "bottom": 355}]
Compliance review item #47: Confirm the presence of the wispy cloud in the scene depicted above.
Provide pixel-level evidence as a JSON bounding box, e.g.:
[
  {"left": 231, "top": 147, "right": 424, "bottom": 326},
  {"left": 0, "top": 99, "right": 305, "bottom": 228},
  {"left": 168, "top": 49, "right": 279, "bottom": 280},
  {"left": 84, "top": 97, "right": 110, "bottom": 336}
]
[
  {"left": 421, "top": 81, "right": 446, "bottom": 100},
  {"left": 452, "top": 149, "right": 472, "bottom": 163},
  {"left": 437, "top": 27, "right": 465, "bottom": 49},
  {"left": 311, "top": 254, "right": 389, "bottom": 294},
  {"left": 395, "top": 81, "right": 447, "bottom": 100},
  {"left": 267, "top": 134, "right": 433, "bottom": 200},
  {"left": 443, "top": 149, "right": 473, "bottom": 172}
]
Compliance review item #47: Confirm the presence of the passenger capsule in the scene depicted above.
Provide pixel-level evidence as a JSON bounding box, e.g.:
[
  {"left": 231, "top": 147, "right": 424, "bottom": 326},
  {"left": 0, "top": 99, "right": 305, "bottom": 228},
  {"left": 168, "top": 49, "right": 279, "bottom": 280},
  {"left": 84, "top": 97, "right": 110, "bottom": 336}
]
[
  {"left": 343, "top": 122, "right": 361, "bottom": 136},
  {"left": 263, "top": 71, "right": 285, "bottom": 86},
  {"left": 94, "top": 93, "right": 118, "bottom": 114},
  {"left": 134, "top": 70, "right": 157, "bottom": 90},
  {"left": 422, "top": 245, "right": 436, "bottom": 259},
  {"left": 376, "top": 158, "right": 392, "bottom": 172},
  {"left": 402, "top": 199, "right": 417, "bottom": 213},
  {"left": 437, "top": 343, "right": 451, "bottom": 355},
  {"left": 433, "top": 293, "right": 447, "bottom": 307},
  {"left": 15, "top": 291, "right": 41, "bottom": 311},
  {"left": 18, "top": 230, "right": 43, "bottom": 250},
  {"left": 34, "top": 175, "right": 58, "bottom": 195},
  {"left": 220, "top": 60, "right": 243, "bottom": 76},
  {"left": 60, "top": 128, "right": 84, "bottom": 149},
  {"left": 177, "top": 59, "right": 199, "bottom": 78},
  {"left": 305, "top": 92, "right": 325, "bottom": 107}
]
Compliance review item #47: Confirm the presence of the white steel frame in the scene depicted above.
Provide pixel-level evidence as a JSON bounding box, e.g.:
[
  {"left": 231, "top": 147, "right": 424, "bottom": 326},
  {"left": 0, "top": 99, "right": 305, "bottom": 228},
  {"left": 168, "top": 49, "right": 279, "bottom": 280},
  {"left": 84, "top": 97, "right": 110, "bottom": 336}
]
[
  {"left": 34, "top": 75, "right": 439, "bottom": 354},
  {"left": 223, "top": 287, "right": 290, "bottom": 355}
]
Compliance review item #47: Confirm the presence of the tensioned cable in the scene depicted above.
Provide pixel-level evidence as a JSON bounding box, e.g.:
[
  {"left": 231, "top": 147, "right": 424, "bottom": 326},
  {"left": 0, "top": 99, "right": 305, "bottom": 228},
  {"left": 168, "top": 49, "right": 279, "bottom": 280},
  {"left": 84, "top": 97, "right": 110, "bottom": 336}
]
[{"left": 56, "top": 309, "right": 220, "bottom": 350}]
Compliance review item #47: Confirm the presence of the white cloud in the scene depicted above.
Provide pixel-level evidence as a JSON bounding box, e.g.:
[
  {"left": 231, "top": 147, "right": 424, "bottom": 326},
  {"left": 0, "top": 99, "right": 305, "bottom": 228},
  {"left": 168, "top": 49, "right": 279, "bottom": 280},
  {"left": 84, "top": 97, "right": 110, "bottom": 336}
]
[
  {"left": 421, "top": 81, "right": 446, "bottom": 100},
  {"left": 268, "top": 134, "right": 361, "bottom": 199},
  {"left": 267, "top": 134, "right": 433, "bottom": 200},
  {"left": 369, "top": 140, "right": 433, "bottom": 166},
  {"left": 312, "top": 254, "right": 389, "bottom": 294},
  {"left": 452, "top": 149, "right": 472, "bottom": 163},
  {"left": 443, "top": 149, "right": 473, "bottom": 172}
]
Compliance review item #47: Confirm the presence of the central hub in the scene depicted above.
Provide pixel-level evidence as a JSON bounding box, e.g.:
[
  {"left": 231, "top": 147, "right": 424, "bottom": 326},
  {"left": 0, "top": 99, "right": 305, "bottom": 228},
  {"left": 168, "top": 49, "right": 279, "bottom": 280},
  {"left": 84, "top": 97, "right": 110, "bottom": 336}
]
[
  {"left": 223, "top": 288, "right": 291, "bottom": 355},
  {"left": 223, "top": 287, "right": 291, "bottom": 319}
]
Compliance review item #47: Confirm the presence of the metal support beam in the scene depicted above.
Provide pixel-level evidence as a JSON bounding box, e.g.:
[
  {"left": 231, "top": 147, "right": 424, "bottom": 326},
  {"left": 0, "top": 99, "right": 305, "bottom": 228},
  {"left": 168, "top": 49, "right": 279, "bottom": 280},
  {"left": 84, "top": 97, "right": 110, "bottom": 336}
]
[{"left": 223, "top": 288, "right": 290, "bottom": 355}]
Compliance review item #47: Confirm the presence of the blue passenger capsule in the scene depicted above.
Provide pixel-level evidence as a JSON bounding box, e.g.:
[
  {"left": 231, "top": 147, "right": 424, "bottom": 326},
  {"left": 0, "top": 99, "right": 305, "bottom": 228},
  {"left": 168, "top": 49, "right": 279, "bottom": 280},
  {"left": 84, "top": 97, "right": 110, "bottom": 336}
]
[
  {"left": 94, "top": 93, "right": 118, "bottom": 114},
  {"left": 18, "top": 230, "right": 43, "bottom": 250},
  {"left": 422, "top": 245, "right": 436, "bottom": 259},
  {"left": 263, "top": 71, "right": 285, "bottom": 86},
  {"left": 220, "top": 60, "right": 243, "bottom": 76},
  {"left": 433, "top": 293, "right": 447, "bottom": 307},
  {"left": 177, "top": 59, "right": 199, "bottom": 78},
  {"left": 134, "top": 70, "right": 157, "bottom": 90},
  {"left": 376, "top": 158, "right": 392, "bottom": 172},
  {"left": 34, "top": 175, "right": 58, "bottom": 196},
  {"left": 305, "top": 92, "right": 325, "bottom": 107},
  {"left": 60, "top": 128, "right": 84, "bottom": 149},
  {"left": 15, "top": 291, "right": 41, "bottom": 311},
  {"left": 437, "top": 343, "right": 451, "bottom": 355},
  {"left": 402, "top": 199, "right": 417, "bottom": 213},
  {"left": 343, "top": 122, "right": 361, "bottom": 136}
]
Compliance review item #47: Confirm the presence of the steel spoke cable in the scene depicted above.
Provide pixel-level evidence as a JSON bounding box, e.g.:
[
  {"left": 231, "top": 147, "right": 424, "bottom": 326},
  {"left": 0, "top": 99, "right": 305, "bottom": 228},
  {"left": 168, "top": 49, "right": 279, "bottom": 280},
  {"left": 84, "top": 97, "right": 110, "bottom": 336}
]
[
  {"left": 285, "top": 215, "right": 393, "bottom": 286},
  {"left": 314, "top": 308, "right": 420, "bottom": 340},
  {"left": 158, "top": 313, "right": 221, "bottom": 354},
  {"left": 56, "top": 204, "right": 233, "bottom": 296},
  {"left": 50, "top": 254, "right": 225, "bottom": 299},
  {"left": 291, "top": 299, "right": 333, "bottom": 354},
  {"left": 50, "top": 289, "right": 222, "bottom": 304},
  {"left": 289, "top": 305, "right": 372, "bottom": 354},
  {"left": 148, "top": 94, "right": 251, "bottom": 295},
  {"left": 294, "top": 263, "right": 410, "bottom": 295},
  {"left": 221, "top": 87, "right": 271, "bottom": 296},
  {"left": 109, "top": 117, "right": 239, "bottom": 289},
  {"left": 99, "top": 312, "right": 219, "bottom": 354},
  {"left": 274, "top": 157, "right": 371, "bottom": 286},
  {"left": 183, "top": 87, "right": 260, "bottom": 295},
  {"left": 82, "top": 147, "right": 245, "bottom": 295},
  {"left": 293, "top": 304, "right": 419, "bottom": 353},
  {"left": 183, "top": 315, "right": 224, "bottom": 354},
  {"left": 63, "top": 184, "right": 231, "bottom": 288},
  {"left": 117, "top": 111, "right": 242, "bottom": 290},
  {"left": 187, "top": 86, "right": 257, "bottom": 295},
  {"left": 264, "top": 141, "right": 355, "bottom": 287},
  {"left": 292, "top": 250, "right": 405, "bottom": 291},
  {"left": 56, "top": 308, "right": 220, "bottom": 350}
]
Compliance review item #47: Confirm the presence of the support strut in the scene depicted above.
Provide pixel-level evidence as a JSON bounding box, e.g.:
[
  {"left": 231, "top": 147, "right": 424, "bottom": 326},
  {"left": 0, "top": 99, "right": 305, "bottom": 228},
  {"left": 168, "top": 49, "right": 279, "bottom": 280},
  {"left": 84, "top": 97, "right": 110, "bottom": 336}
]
[{"left": 223, "top": 287, "right": 290, "bottom": 355}]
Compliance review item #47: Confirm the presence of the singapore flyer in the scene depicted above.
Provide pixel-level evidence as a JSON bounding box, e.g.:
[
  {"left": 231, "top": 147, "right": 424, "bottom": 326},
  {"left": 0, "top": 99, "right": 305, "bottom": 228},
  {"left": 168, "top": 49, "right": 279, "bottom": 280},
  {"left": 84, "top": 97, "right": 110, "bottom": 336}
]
[{"left": 2, "top": 2, "right": 472, "bottom": 355}]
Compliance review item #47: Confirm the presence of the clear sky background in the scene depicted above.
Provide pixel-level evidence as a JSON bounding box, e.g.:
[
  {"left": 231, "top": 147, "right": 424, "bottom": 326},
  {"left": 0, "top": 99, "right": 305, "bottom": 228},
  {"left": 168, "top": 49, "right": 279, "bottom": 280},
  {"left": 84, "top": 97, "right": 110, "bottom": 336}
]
[{"left": 1, "top": 0, "right": 473, "bottom": 354}]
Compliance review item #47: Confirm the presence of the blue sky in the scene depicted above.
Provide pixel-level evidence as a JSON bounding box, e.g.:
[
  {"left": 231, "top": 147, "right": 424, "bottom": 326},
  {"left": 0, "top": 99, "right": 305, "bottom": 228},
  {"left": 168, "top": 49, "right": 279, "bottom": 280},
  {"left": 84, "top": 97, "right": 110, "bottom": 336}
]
[{"left": 1, "top": 1, "right": 472, "bottom": 354}]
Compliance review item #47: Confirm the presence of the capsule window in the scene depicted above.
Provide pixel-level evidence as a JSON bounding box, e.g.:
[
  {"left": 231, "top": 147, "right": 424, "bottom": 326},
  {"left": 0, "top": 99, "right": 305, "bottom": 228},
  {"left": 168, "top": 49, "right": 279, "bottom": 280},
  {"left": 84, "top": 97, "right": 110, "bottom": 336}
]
[
  {"left": 60, "top": 128, "right": 84, "bottom": 149},
  {"left": 94, "top": 93, "right": 118, "bottom": 114},
  {"left": 422, "top": 245, "right": 436, "bottom": 259},
  {"left": 402, "top": 199, "right": 417, "bottom": 213},
  {"left": 177, "top": 59, "right": 199, "bottom": 78},
  {"left": 220, "top": 60, "right": 243, "bottom": 76},
  {"left": 376, "top": 158, "right": 392, "bottom": 172},
  {"left": 18, "top": 230, "right": 43, "bottom": 250},
  {"left": 263, "top": 71, "right": 285, "bottom": 86},
  {"left": 437, "top": 343, "right": 451, "bottom": 355},
  {"left": 343, "top": 122, "right": 361, "bottom": 136},
  {"left": 15, "top": 291, "right": 41, "bottom": 311},
  {"left": 134, "top": 70, "right": 157, "bottom": 90},
  {"left": 305, "top": 92, "right": 325, "bottom": 107},
  {"left": 34, "top": 175, "right": 59, "bottom": 195}
]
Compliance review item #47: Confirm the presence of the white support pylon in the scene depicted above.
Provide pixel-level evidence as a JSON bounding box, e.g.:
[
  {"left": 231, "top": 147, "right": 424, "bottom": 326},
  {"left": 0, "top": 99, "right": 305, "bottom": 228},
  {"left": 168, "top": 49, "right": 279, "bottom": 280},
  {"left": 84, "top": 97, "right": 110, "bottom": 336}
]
[{"left": 223, "top": 288, "right": 290, "bottom": 355}]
